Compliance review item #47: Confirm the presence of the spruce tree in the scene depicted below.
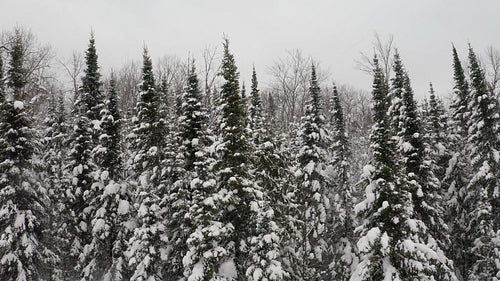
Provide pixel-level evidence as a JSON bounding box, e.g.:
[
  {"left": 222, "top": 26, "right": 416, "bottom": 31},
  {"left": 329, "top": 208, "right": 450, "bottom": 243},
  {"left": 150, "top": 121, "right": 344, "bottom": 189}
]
[
  {"left": 450, "top": 45, "right": 470, "bottom": 139},
  {"left": 388, "top": 51, "right": 405, "bottom": 135},
  {"left": 444, "top": 46, "right": 473, "bottom": 279},
  {"left": 80, "top": 78, "right": 132, "bottom": 280},
  {"left": 0, "top": 38, "right": 56, "bottom": 280},
  {"left": 249, "top": 67, "right": 294, "bottom": 279},
  {"left": 423, "top": 83, "right": 451, "bottom": 183},
  {"left": 165, "top": 64, "right": 208, "bottom": 280},
  {"left": 327, "top": 84, "right": 357, "bottom": 281},
  {"left": 81, "top": 33, "right": 104, "bottom": 123},
  {"left": 352, "top": 57, "right": 457, "bottom": 281},
  {"left": 188, "top": 38, "right": 284, "bottom": 280},
  {"left": 127, "top": 48, "right": 168, "bottom": 281},
  {"left": 0, "top": 55, "right": 5, "bottom": 102},
  {"left": 67, "top": 34, "right": 104, "bottom": 278},
  {"left": 6, "top": 36, "right": 26, "bottom": 100},
  {"left": 294, "top": 64, "right": 331, "bottom": 280},
  {"left": 464, "top": 46, "right": 500, "bottom": 280},
  {"left": 42, "top": 93, "right": 70, "bottom": 280}
]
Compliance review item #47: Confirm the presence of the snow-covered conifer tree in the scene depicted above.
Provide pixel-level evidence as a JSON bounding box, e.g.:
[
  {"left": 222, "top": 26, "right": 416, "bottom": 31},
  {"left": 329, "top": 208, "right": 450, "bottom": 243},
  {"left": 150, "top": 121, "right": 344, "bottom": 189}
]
[
  {"left": 42, "top": 93, "right": 70, "bottom": 280},
  {"left": 80, "top": 77, "right": 132, "bottom": 280},
  {"left": 444, "top": 46, "right": 473, "bottom": 279},
  {"left": 294, "top": 64, "right": 331, "bottom": 280},
  {"left": 327, "top": 84, "right": 357, "bottom": 281},
  {"left": 187, "top": 38, "right": 284, "bottom": 281},
  {"left": 165, "top": 63, "right": 208, "bottom": 280},
  {"left": 127, "top": 48, "right": 168, "bottom": 281},
  {"left": 422, "top": 83, "right": 451, "bottom": 183},
  {"left": 351, "top": 56, "right": 457, "bottom": 281},
  {"left": 0, "top": 37, "right": 56, "bottom": 281},
  {"left": 464, "top": 46, "right": 500, "bottom": 280},
  {"left": 67, "top": 34, "right": 104, "bottom": 278}
]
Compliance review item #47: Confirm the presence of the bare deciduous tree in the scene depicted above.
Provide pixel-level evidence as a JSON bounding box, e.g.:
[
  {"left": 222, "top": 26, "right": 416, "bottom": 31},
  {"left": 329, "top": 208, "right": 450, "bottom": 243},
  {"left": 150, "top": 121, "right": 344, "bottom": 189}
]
[
  {"left": 484, "top": 46, "right": 500, "bottom": 98},
  {"left": 267, "top": 49, "right": 328, "bottom": 129},
  {"left": 357, "top": 33, "right": 395, "bottom": 84},
  {"left": 58, "top": 51, "right": 84, "bottom": 104},
  {"left": 115, "top": 60, "right": 141, "bottom": 118}
]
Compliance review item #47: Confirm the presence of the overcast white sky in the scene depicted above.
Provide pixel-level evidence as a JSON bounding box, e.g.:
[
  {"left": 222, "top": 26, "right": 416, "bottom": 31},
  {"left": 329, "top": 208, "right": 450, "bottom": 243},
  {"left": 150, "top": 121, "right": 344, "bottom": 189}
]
[{"left": 3, "top": 0, "right": 500, "bottom": 99}]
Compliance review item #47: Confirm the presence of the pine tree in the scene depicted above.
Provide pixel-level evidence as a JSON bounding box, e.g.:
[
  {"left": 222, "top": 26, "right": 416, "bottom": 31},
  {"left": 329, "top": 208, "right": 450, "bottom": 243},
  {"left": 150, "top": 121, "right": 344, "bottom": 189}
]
[
  {"left": 0, "top": 38, "right": 56, "bottom": 280},
  {"left": 327, "top": 84, "right": 357, "bottom": 281},
  {"left": 351, "top": 57, "right": 457, "bottom": 281},
  {"left": 294, "top": 64, "right": 331, "bottom": 280},
  {"left": 127, "top": 48, "right": 168, "bottom": 281},
  {"left": 464, "top": 45, "right": 500, "bottom": 280}
]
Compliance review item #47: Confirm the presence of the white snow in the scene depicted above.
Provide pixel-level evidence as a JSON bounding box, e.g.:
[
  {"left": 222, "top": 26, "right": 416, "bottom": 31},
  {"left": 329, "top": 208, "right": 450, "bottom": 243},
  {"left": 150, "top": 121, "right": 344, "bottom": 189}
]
[
  {"left": 401, "top": 141, "right": 413, "bottom": 152},
  {"left": 304, "top": 161, "right": 315, "bottom": 174},
  {"left": 14, "top": 213, "right": 25, "bottom": 229},
  {"left": 13, "top": 101, "right": 24, "bottom": 109},
  {"left": 118, "top": 200, "right": 130, "bottom": 215},
  {"left": 188, "top": 261, "right": 204, "bottom": 281},
  {"left": 219, "top": 259, "right": 237, "bottom": 280},
  {"left": 357, "top": 227, "right": 380, "bottom": 252},
  {"left": 92, "top": 219, "right": 106, "bottom": 234}
]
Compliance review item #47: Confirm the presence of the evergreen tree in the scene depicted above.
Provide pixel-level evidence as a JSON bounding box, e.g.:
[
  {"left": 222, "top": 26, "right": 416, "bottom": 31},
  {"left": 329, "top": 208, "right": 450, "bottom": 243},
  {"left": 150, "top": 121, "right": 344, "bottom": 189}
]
[
  {"left": 0, "top": 55, "right": 5, "bottom": 102},
  {"left": 423, "top": 83, "right": 451, "bottom": 183},
  {"left": 450, "top": 45, "right": 470, "bottom": 139},
  {"left": 6, "top": 36, "right": 26, "bottom": 100},
  {"left": 42, "top": 93, "right": 70, "bottom": 280},
  {"left": 186, "top": 38, "right": 284, "bottom": 280},
  {"left": 165, "top": 63, "right": 208, "bottom": 280},
  {"left": 388, "top": 51, "right": 405, "bottom": 135},
  {"left": 464, "top": 46, "right": 500, "bottom": 280},
  {"left": 67, "top": 34, "right": 104, "bottom": 278},
  {"left": 327, "top": 84, "right": 357, "bottom": 281},
  {"left": 127, "top": 48, "right": 168, "bottom": 281},
  {"left": 294, "top": 64, "right": 331, "bottom": 280},
  {"left": 81, "top": 33, "right": 104, "bottom": 123},
  {"left": 80, "top": 78, "right": 132, "bottom": 280},
  {"left": 351, "top": 57, "right": 457, "bottom": 281},
  {"left": 0, "top": 39, "right": 56, "bottom": 280},
  {"left": 395, "top": 54, "right": 455, "bottom": 278},
  {"left": 249, "top": 67, "right": 294, "bottom": 279},
  {"left": 444, "top": 46, "right": 473, "bottom": 279}
]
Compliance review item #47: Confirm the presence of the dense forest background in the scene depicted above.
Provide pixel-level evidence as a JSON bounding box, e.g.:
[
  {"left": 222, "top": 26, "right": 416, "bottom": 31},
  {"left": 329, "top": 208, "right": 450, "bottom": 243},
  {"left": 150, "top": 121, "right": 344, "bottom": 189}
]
[{"left": 0, "top": 26, "right": 499, "bottom": 280}]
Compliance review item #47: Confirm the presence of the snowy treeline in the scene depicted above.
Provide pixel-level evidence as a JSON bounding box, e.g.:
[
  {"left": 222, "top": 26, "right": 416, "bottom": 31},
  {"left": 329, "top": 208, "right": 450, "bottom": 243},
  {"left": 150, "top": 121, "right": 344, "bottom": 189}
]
[{"left": 0, "top": 28, "right": 499, "bottom": 281}]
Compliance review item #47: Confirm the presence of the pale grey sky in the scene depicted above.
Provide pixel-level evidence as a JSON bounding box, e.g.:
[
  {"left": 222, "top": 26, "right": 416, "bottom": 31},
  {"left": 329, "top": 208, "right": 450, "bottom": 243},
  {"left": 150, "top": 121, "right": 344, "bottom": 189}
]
[{"left": 3, "top": 0, "right": 500, "bottom": 99}]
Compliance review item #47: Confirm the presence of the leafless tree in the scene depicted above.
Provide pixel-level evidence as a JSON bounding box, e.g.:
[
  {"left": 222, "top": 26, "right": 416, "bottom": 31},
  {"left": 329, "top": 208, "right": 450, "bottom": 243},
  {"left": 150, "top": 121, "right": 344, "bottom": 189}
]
[
  {"left": 115, "top": 60, "right": 141, "bottom": 118},
  {"left": 156, "top": 55, "right": 188, "bottom": 93},
  {"left": 267, "top": 49, "right": 328, "bottom": 129},
  {"left": 201, "top": 45, "right": 221, "bottom": 94},
  {"left": 58, "top": 51, "right": 84, "bottom": 105},
  {"left": 484, "top": 46, "right": 500, "bottom": 99},
  {"left": 357, "top": 33, "right": 395, "bottom": 84}
]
